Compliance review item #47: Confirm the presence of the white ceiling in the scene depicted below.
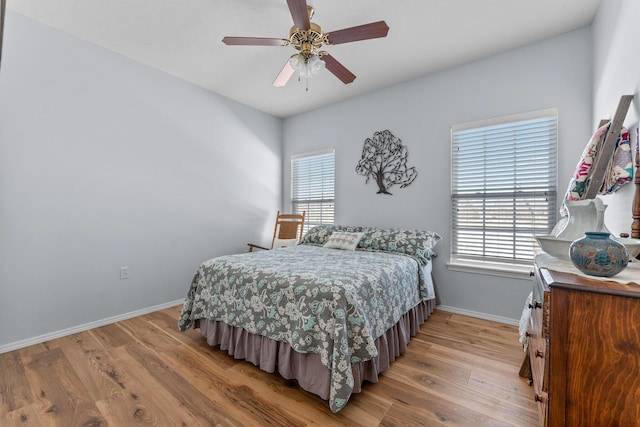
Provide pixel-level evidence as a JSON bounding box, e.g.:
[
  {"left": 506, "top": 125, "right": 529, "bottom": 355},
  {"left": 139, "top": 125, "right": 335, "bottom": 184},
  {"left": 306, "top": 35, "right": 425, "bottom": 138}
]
[{"left": 8, "top": 0, "right": 601, "bottom": 118}]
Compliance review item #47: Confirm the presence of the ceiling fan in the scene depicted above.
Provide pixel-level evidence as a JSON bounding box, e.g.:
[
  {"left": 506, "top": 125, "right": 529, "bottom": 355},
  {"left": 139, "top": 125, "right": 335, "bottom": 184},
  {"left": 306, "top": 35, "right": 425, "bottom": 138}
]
[{"left": 222, "top": 0, "right": 389, "bottom": 88}]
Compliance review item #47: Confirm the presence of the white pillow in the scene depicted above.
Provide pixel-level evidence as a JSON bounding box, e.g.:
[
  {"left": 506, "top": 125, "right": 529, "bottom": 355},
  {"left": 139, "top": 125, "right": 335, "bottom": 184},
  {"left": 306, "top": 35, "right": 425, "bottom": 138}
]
[
  {"left": 273, "top": 238, "right": 298, "bottom": 248},
  {"left": 323, "top": 232, "right": 364, "bottom": 251}
]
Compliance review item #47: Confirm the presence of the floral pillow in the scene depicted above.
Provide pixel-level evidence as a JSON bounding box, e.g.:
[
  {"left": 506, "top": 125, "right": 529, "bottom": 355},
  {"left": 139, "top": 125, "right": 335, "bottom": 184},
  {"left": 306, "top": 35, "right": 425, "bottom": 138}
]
[
  {"left": 323, "top": 232, "right": 364, "bottom": 251},
  {"left": 358, "top": 228, "right": 441, "bottom": 265},
  {"left": 301, "top": 225, "right": 441, "bottom": 264}
]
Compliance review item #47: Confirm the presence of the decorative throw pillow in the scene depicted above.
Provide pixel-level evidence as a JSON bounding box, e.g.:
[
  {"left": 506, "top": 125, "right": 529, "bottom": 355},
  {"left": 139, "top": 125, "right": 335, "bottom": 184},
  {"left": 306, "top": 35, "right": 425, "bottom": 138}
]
[
  {"left": 323, "top": 232, "right": 364, "bottom": 251},
  {"left": 273, "top": 238, "right": 298, "bottom": 249},
  {"left": 301, "top": 225, "right": 366, "bottom": 245}
]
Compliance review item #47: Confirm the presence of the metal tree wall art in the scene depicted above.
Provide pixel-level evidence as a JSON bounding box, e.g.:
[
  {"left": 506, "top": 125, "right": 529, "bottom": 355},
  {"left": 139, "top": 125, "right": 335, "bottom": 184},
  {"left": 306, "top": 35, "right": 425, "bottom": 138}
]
[{"left": 356, "top": 130, "right": 418, "bottom": 195}]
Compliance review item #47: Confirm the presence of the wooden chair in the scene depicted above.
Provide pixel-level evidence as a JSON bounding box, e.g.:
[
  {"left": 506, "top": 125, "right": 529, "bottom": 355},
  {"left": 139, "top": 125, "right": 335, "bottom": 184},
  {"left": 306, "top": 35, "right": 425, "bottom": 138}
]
[{"left": 248, "top": 211, "right": 306, "bottom": 252}]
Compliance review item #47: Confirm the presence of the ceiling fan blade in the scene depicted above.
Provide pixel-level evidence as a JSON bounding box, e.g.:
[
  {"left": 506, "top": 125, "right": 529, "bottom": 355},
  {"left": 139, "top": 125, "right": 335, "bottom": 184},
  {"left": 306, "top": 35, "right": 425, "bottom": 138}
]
[
  {"left": 287, "top": 0, "right": 310, "bottom": 30},
  {"left": 326, "top": 21, "right": 389, "bottom": 45},
  {"left": 222, "top": 37, "right": 288, "bottom": 46},
  {"left": 0, "top": 0, "right": 5, "bottom": 68},
  {"left": 273, "top": 60, "right": 295, "bottom": 87},
  {"left": 321, "top": 54, "right": 356, "bottom": 84}
]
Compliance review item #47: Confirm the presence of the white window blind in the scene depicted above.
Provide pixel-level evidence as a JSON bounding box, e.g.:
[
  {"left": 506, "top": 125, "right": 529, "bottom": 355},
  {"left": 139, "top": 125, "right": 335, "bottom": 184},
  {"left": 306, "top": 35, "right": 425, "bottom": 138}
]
[
  {"left": 451, "top": 109, "right": 557, "bottom": 266},
  {"left": 291, "top": 149, "right": 335, "bottom": 234}
]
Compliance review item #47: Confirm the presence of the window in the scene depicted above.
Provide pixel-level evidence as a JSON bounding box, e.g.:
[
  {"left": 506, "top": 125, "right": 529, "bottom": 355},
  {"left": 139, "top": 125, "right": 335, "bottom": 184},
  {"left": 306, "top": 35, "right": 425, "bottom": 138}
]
[
  {"left": 291, "top": 149, "right": 335, "bottom": 234},
  {"left": 450, "top": 109, "right": 557, "bottom": 273}
]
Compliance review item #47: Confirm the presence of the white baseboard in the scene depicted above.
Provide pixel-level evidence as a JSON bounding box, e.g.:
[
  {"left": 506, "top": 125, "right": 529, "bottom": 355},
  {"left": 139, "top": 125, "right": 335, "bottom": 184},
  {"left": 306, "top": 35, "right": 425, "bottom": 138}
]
[
  {"left": 436, "top": 304, "right": 519, "bottom": 326},
  {"left": 0, "top": 299, "right": 185, "bottom": 355},
  {"left": 1, "top": 301, "right": 518, "bottom": 354}
]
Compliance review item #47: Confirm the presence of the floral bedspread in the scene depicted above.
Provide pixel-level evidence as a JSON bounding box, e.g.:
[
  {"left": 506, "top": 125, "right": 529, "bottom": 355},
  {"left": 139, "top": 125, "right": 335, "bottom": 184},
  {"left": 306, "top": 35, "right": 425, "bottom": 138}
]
[{"left": 178, "top": 244, "right": 429, "bottom": 412}]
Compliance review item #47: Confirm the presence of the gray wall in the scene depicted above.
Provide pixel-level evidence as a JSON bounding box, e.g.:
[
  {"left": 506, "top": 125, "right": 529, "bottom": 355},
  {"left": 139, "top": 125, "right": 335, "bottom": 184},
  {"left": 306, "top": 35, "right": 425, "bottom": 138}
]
[
  {"left": 283, "top": 28, "right": 593, "bottom": 322},
  {"left": 592, "top": 0, "right": 640, "bottom": 236},
  {"left": 0, "top": 13, "right": 282, "bottom": 350}
]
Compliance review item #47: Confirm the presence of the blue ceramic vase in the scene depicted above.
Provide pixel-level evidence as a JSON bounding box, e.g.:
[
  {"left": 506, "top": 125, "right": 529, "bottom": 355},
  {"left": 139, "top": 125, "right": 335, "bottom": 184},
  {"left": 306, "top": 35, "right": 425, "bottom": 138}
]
[{"left": 569, "top": 231, "right": 628, "bottom": 277}]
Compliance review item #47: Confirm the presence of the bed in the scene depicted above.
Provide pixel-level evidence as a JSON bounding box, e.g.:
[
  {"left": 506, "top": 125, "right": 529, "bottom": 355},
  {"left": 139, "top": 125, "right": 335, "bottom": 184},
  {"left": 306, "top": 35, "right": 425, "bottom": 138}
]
[{"left": 178, "top": 225, "right": 441, "bottom": 412}]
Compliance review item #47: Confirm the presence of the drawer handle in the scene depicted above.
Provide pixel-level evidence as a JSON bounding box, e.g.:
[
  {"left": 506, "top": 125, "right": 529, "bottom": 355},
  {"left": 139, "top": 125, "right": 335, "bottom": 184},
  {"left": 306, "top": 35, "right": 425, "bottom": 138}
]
[
  {"left": 528, "top": 300, "right": 542, "bottom": 309},
  {"left": 535, "top": 348, "right": 545, "bottom": 358},
  {"left": 535, "top": 394, "right": 544, "bottom": 403}
]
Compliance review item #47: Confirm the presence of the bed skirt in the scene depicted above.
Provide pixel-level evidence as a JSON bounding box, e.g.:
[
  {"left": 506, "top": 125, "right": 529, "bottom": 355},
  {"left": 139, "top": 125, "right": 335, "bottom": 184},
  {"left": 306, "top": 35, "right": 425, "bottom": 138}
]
[{"left": 195, "top": 298, "right": 435, "bottom": 402}]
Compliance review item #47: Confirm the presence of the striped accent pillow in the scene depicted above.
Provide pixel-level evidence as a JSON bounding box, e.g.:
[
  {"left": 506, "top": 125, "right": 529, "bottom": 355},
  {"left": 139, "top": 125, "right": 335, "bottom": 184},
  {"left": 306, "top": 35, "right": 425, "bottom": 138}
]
[{"left": 323, "top": 232, "right": 364, "bottom": 251}]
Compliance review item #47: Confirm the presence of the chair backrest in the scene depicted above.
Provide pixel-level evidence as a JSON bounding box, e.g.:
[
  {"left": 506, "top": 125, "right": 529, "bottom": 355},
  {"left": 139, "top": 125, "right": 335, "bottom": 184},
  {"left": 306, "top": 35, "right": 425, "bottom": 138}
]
[{"left": 271, "top": 211, "right": 305, "bottom": 248}]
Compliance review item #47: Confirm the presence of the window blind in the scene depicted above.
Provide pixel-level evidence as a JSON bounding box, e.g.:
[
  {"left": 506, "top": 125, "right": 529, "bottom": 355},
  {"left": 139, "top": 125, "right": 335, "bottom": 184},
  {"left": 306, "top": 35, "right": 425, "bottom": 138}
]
[
  {"left": 291, "top": 149, "right": 335, "bottom": 234},
  {"left": 451, "top": 109, "right": 557, "bottom": 265}
]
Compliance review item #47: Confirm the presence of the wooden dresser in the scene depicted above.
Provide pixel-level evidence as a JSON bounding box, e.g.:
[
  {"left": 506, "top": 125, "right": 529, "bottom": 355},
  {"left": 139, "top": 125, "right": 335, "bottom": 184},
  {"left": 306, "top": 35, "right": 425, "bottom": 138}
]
[{"left": 528, "top": 255, "right": 640, "bottom": 426}]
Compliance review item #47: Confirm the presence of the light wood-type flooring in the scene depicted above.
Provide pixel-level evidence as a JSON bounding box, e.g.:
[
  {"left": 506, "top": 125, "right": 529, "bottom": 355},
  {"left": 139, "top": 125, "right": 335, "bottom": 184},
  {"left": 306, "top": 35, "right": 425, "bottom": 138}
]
[{"left": 0, "top": 306, "right": 538, "bottom": 426}]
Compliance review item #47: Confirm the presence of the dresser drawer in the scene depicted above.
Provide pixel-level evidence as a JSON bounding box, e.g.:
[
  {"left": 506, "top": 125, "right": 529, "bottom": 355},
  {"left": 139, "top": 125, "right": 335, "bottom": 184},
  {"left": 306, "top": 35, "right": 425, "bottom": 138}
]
[
  {"left": 528, "top": 308, "right": 546, "bottom": 393},
  {"left": 532, "top": 268, "right": 550, "bottom": 338},
  {"left": 529, "top": 265, "right": 550, "bottom": 426}
]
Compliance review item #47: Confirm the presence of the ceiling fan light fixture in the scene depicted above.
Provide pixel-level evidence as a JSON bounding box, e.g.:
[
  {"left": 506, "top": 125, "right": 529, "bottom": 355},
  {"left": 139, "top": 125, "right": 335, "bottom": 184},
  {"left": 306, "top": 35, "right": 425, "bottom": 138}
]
[
  {"left": 309, "top": 54, "right": 326, "bottom": 74},
  {"left": 289, "top": 53, "right": 325, "bottom": 79}
]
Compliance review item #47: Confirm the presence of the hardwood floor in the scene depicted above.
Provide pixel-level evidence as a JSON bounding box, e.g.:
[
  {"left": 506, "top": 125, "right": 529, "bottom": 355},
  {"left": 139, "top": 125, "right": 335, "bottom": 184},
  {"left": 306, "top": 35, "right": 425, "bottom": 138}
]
[{"left": 0, "top": 307, "right": 538, "bottom": 426}]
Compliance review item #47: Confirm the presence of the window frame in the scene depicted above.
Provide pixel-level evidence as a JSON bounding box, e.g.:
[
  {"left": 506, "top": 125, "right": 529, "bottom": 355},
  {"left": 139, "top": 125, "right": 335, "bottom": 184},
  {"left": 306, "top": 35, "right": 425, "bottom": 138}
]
[
  {"left": 448, "top": 108, "right": 558, "bottom": 278},
  {"left": 290, "top": 148, "right": 335, "bottom": 235}
]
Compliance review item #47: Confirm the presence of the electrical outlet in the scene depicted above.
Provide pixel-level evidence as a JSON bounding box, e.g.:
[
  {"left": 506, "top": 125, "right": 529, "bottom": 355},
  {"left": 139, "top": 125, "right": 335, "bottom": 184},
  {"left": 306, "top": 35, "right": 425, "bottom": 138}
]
[{"left": 120, "top": 267, "right": 129, "bottom": 280}]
